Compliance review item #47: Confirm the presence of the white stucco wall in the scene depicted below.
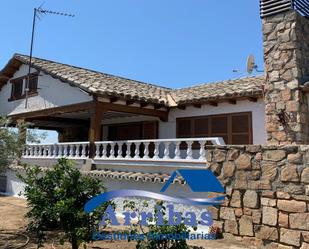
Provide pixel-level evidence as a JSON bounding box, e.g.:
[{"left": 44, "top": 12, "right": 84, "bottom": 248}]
[
  {"left": 0, "top": 64, "right": 92, "bottom": 116},
  {"left": 159, "top": 99, "right": 266, "bottom": 144},
  {"left": 101, "top": 99, "right": 266, "bottom": 145}
]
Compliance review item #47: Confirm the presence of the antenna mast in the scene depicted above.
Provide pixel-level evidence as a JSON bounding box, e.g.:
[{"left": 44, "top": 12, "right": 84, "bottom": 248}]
[{"left": 25, "top": 7, "right": 74, "bottom": 109}]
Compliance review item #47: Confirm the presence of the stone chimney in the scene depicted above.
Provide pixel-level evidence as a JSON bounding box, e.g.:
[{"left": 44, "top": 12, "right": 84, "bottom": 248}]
[{"left": 261, "top": 0, "right": 309, "bottom": 145}]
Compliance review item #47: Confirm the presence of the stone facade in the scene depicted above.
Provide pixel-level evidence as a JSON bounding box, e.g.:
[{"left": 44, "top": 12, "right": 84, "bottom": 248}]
[
  {"left": 206, "top": 145, "right": 309, "bottom": 248},
  {"left": 263, "top": 10, "right": 309, "bottom": 145}
]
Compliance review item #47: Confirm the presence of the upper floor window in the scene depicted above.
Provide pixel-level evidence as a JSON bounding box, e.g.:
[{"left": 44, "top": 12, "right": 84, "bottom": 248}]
[
  {"left": 9, "top": 73, "right": 38, "bottom": 101},
  {"left": 11, "top": 78, "right": 23, "bottom": 100}
]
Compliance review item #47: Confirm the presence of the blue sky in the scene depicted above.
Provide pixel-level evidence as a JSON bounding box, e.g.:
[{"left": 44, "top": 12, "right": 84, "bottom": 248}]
[{"left": 1, "top": 0, "right": 263, "bottom": 143}]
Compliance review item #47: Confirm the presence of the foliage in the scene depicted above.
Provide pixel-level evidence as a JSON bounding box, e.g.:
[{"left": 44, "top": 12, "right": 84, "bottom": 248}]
[
  {"left": 0, "top": 116, "right": 43, "bottom": 175},
  {"left": 123, "top": 200, "right": 193, "bottom": 249},
  {"left": 18, "top": 158, "right": 109, "bottom": 249}
]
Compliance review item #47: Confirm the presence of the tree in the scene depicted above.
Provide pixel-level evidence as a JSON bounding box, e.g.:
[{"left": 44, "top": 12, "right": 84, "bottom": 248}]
[
  {"left": 18, "top": 158, "right": 109, "bottom": 249},
  {"left": 0, "top": 117, "right": 41, "bottom": 175}
]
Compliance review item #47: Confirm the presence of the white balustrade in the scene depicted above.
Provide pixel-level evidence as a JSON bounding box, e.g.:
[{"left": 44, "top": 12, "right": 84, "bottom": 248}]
[
  {"left": 22, "top": 142, "right": 90, "bottom": 159},
  {"left": 22, "top": 138, "right": 225, "bottom": 162},
  {"left": 93, "top": 137, "right": 225, "bottom": 162}
]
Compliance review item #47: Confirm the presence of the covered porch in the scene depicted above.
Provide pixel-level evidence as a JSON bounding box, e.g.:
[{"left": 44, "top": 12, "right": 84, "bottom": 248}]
[{"left": 11, "top": 98, "right": 224, "bottom": 170}]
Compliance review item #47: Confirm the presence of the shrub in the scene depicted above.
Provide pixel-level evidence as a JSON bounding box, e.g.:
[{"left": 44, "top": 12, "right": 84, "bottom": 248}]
[{"left": 18, "top": 158, "right": 109, "bottom": 249}]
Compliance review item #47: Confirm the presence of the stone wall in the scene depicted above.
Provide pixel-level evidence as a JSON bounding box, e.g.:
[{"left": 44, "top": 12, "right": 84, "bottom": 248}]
[
  {"left": 206, "top": 145, "right": 309, "bottom": 248},
  {"left": 263, "top": 10, "right": 309, "bottom": 145}
]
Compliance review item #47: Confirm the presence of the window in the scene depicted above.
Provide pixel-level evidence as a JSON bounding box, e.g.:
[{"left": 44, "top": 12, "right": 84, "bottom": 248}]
[
  {"left": 9, "top": 73, "right": 38, "bottom": 101},
  {"left": 176, "top": 112, "right": 252, "bottom": 145},
  {"left": 28, "top": 73, "right": 38, "bottom": 93},
  {"left": 10, "top": 78, "right": 23, "bottom": 100}
]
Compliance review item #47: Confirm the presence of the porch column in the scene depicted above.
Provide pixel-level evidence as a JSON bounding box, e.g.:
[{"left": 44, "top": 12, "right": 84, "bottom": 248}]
[
  {"left": 17, "top": 119, "right": 26, "bottom": 158},
  {"left": 88, "top": 103, "right": 106, "bottom": 158}
]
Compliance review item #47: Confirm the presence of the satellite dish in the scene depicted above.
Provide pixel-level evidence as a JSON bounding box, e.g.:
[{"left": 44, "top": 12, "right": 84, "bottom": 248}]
[{"left": 247, "top": 55, "right": 256, "bottom": 74}]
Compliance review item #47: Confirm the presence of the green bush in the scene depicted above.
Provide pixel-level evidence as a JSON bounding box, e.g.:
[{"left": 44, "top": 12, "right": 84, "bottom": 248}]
[{"left": 18, "top": 158, "right": 109, "bottom": 249}]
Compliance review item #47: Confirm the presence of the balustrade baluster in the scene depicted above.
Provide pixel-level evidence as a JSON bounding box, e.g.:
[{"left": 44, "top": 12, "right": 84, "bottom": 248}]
[
  {"left": 143, "top": 142, "right": 149, "bottom": 159},
  {"left": 134, "top": 142, "right": 140, "bottom": 159},
  {"left": 199, "top": 141, "right": 207, "bottom": 160},
  {"left": 102, "top": 144, "right": 107, "bottom": 158},
  {"left": 110, "top": 143, "right": 115, "bottom": 158},
  {"left": 186, "top": 141, "right": 193, "bottom": 159},
  {"left": 117, "top": 142, "right": 123, "bottom": 159},
  {"left": 81, "top": 144, "right": 86, "bottom": 158},
  {"left": 164, "top": 142, "right": 170, "bottom": 159},
  {"left": 95, "top": 143, "right": 100, "bottom": 158},
  {"left": 175, "top": 142, "right": 181, "bottom": 159},
  {"left": 154, "top": 142, "right": 159, "bottom": 159},
  {"left": 125, "top": 142, "right": 131, "bottom": 159}
]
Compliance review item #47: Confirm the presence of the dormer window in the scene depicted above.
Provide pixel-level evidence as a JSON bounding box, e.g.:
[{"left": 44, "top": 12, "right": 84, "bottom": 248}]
[{"left": 9, "top": 73, "right": 38, "bottom": 101}]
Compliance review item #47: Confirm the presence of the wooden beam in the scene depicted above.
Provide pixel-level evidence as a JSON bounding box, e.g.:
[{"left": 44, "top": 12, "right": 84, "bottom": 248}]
[
  {"left": 154, "top": 103, "right": 165, "bottom": 110},
  {"left": 9, "top": 101, "right": 95, "bottom": 121},
  {"left": 177, "top": 105, "right": 186, "bottom": 110},
  {"left": 249, "top": 97, "right": 258, "bottom": 102},
  {"left": 98, "top": 102, "right": 168, "bottom": 122},
  {"left": 126, "top": 100, "right": 135, "bottom": 106},
  {"left": 229, "top": 99, "right": 237, "bottom": 105},
  {"left": 209, "top": 101, "right": 218, "bottom": 107},
  {"left": 192, "top": 103, "right": 202, "bottom": 108},
  {"left": 140, "top": 102, "right": 150, "bottom": 108},
  {"left": 109, "top": 97, "right": 118, "bottom": 103}
]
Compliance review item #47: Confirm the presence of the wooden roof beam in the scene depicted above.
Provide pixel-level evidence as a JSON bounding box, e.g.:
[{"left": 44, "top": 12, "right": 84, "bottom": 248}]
[
  {"left": 229, "top": 99, "right": 237, "bottom": 105},
  {"left": 209, "top": 101, "right": 218, "bottom": 106},
  {"left": 98, "top": 102, "right": 168, "bottom": 122},
  {"left": 249, "top": 97, "right": 258, "bottom": 102},
  {"left": 192, "top": 103, "right": 202, "bottom": 108}
]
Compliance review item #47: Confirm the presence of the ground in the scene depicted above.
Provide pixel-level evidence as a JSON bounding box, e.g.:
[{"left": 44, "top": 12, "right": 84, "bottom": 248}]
[{"left": 0, "top": 196, "right": 254, "bottom": 249}]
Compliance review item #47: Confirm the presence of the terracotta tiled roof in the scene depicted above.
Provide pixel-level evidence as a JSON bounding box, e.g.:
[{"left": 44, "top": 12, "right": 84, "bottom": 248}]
[
  {"left": 171, "top": 76, "right": 265, "bottom": 105},
  {"left": 14, "top": 54, "right": 171, "bottom": 105},
  {"left": 10, "top": 165, "right": 185, "bottom": 185},
  {"left": 1, "top": 54, "right": 265, "bottom": 106},
  {"left": 83, "top": 169, "right": 185, "bottom": 184}
]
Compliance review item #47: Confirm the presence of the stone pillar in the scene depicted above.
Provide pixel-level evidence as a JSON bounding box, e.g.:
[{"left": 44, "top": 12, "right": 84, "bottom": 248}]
[{"left": 263, "top": 10, "right": 309, "bottom": 145}]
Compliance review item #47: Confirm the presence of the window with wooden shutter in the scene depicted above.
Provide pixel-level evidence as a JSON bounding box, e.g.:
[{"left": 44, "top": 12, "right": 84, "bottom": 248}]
[
  {"left": 11, "top": 78, "right": 23, "bottom": 100},
  {"left": 28, "top": 73, "right": 38, "bottom": 93},
  {"left": 142, "top": 121, "right": 158, "bottom": 139},
  {"left": 176, "top": 112, "right": 252, "bottom": 145},
  {"left": 231, "top": 113, "right": 252, "bottom": 144},
  {"left": 176, "top": 119, "right": 192, "bottom": 138}
]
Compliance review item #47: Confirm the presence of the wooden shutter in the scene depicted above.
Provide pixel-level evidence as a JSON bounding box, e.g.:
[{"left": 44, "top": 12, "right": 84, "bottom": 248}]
[
  {"left": 177, "top": 118, "right": 192, "bottom": 138},
  {"left": 176, "top": 112, "right": 252, "bottom": 145},
  {"left": 231, "top": 113, "right": 252, "bottom": 144},
  {"left": 11, "top": 78, "right": 23, "bottom": 99},
  {"left": 142, "top": 121, "right": 158, "bottom": 139},
  {"left": 210, "top": 115, "right": 229, "bottom": 144},
  {"left": 193, "top": 117, "right": 209, "bottom": 137},
  {"left": 28, "top": 73, "right": 38, "bottom": 93}
]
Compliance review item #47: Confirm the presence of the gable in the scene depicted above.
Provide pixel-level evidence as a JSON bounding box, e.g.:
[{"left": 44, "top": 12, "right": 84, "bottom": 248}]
[{"left": 0, "top": 64, "right": 92, "bottom": 116}]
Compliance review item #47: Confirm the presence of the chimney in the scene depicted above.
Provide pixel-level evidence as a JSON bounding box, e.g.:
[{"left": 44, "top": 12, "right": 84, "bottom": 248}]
[{"left": 261, "top": 0, "right": 309, "bottom": 144}]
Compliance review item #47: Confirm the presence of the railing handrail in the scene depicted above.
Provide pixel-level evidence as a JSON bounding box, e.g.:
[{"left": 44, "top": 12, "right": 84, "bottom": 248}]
[
  {"left": 26, "top": 137, "right": 225, "bottom": 147},
  {"left": 26, "top": 141, "right": 90, "bottom": 146},
  {"left": 94, "top": 137, "right": 225, "bottom": 145}
]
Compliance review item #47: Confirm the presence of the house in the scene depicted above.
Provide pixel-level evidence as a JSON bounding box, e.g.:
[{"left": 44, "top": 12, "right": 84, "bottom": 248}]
[{"left": 1, "top": 0, "right": 309, "bottom": 196}]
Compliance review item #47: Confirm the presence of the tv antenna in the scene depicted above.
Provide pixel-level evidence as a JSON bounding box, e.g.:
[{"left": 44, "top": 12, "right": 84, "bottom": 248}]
[
  {"left": 25, "top": 5, "right": 75, "bottom": 108},
  {"left": 246, "top": 54, "right": 263, "bottom": 74}
]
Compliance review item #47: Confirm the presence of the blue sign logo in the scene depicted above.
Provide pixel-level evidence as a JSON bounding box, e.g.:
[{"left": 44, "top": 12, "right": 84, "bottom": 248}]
[{"left": 84, "top": 169, "right": 224, "bottom": 212}]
